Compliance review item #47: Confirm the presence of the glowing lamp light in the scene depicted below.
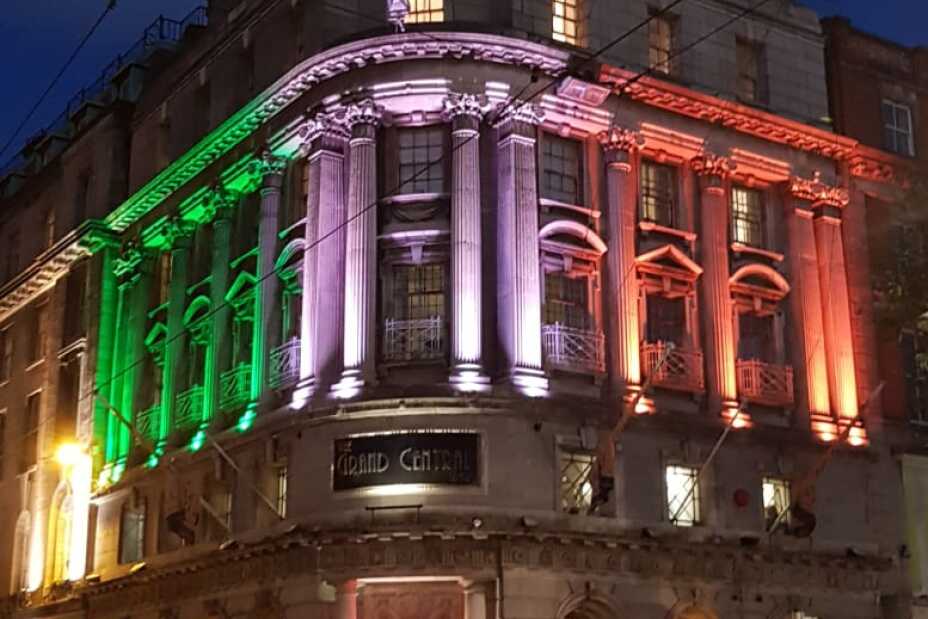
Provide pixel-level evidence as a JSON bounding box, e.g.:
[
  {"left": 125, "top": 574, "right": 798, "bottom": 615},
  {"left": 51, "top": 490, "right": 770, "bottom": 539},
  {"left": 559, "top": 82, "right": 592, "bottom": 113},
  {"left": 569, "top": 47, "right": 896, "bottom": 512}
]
[
  {"left": 55, "top": 443, "right": 84, "bottom": 468},
  {"left": 189, "top": 430, "right": 206, "bottom": 452},
  {"left": 634, "top": 399, "right": 650, "bottom": 415},
  {"left": 237, "top": 406, "right": 257, "bottom": 432}
]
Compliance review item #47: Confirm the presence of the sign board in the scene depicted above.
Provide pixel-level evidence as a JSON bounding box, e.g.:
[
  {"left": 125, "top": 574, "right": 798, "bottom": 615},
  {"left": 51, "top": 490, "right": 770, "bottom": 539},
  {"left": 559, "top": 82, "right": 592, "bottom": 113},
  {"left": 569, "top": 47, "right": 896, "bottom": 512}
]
[{"left": 333, "top": 432, "right": 480, "bottom": 491}]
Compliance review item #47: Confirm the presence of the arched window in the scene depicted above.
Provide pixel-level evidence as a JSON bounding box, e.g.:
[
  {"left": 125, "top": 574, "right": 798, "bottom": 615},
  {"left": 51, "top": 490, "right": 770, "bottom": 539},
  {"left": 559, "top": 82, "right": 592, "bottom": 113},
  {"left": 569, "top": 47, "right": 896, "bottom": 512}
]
[
  {"left": 49, "top": 485, "right": 73, "bottom": 583},
  {"left": 118, "top": 497, "right": 146, "bottom": 565},
  {"left": 10, "top": 511, "right": 30, "bottom": 593}
]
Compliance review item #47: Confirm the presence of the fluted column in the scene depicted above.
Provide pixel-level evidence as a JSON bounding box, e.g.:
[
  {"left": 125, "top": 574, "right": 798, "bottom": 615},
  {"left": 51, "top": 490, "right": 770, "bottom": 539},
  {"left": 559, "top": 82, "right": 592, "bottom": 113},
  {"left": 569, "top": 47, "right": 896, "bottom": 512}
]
[
  {"left": 159, "top": 219, "right": 193, "bottom": 447},
  {"left": 787, "top": 175, "right": 835, "bottom": 438},
  {"left": 445, "top": 93, "right": 491, "bottom": 391},
  {"left": 247, "top": 151, "right": 287, "bottom": 422},
  {"left": 295, "top": 115, "right": 349, "bottom": 401},
  {"left": 600, "top": 127, "right": 644, "bottom": 400},
  {"left": 336, "top": 580, "right": 359, "bottom": 619},
  {"left": 495, "top": 102, "right": 547, "bottom": 395},
  {"left": 334, "top": 100, "right": 383, "bottom": 397},
  {"left": 691, "top": 153, "right": 740, "bottom": 422},
  {"left": 203, "top": 187, "right": 237, "bottom": 427}
]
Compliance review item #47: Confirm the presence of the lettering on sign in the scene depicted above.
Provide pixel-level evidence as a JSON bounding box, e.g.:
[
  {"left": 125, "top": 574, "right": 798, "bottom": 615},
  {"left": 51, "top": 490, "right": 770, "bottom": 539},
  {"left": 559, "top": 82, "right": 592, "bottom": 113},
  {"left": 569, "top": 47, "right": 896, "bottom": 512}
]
[{"left": 333, "top": 432, "right": 480, "bottom": 491}]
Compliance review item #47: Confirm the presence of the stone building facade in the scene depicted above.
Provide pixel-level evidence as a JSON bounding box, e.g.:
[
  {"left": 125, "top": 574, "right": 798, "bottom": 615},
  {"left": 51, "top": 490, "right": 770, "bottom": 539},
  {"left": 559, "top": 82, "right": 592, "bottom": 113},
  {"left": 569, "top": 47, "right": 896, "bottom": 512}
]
[{"left": 0, "top": 1, "right": 912, "bottom": 618}]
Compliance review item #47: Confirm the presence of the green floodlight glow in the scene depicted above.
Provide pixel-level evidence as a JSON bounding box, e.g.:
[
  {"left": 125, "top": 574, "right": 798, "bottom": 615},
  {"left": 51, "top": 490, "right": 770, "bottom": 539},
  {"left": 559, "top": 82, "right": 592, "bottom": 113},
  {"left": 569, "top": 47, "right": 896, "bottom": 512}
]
[
  {"left": 111, "top": 461, "right": 126, "bottom": 484},
  {"left": 189, "top": 429, "right": 207, "bottom": 452},
  {"left": 238, "top": 406, "right": 257, "bottom": 433},
  {"left": 145, "top": 453, "right": 160, "bottom": 469}
]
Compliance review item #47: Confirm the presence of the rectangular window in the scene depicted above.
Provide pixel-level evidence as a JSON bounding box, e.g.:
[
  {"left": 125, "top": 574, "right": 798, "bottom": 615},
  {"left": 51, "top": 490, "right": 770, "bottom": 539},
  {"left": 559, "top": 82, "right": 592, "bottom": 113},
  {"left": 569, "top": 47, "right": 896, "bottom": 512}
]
[
  {"left": 639, "top": 160, "right": 677, "bottom": 227},
  {"left": 5, "top": 228, "right": 19, "bottom": 281},
  {"left": 738, "top": 313, "right": 775, "bottom": 362},
  {"left": 119, "top": 501, "right": 146, "bottom": 565},
  {"left": 0, "top": 328, "right": 11, "bottom": 382},
  {"left": 762, "top": 477, "right": 790, "bottom": 530},
  {"left": 276, "top": 466, "right": 288, "bottom": 519},
  {"left": 75, "top": 171, "right": 92, "bottom": 224},
  {"left": 646, "top": 294, "right": 685, "bottom": 345},
  {"left": 63, "top": 263, "right": 86, "bottom": 344},
  {"left": 544, "top": 272, "right": 591, "bottom": 329},
  {"left": 45, "top": 209, "right": 56, "bottom": 249},
  {"left": 736, "top": 39, "right": 765, "bottom": 103},
  {"left": 20, "top": 392, "right": 40, "bottom": 473},
  {"left": 398, "top": 126, "right": 445, "bottom": 194},
  {"left": 731, "top": 186, "right": 765, "bottom": 247},
  {"left": 648, "top": 10, "right": 677, "bottom": 75},
  {"left": 393, "top": 264, "right": 446, "bottom": 320},
  {"left": 541, "top": 135, "right": 582, "bottom": 204},
  {"left": 407, "top": 0, "right": 444, "bottom": 23},
  {"left": 27, "top": 303, "right": 47, "bottom": 365},
  {"left": 552, "top": 0, "right": 579, "bottom": 45},
  {"left": 666, "top": 464, "right": 699, "bottom": 526},
  {"left": 559, "top": 450, "right": 594, "bottom": 514},
  {"left": 882, "top": 100, "right": 915, "bottom": 156}
]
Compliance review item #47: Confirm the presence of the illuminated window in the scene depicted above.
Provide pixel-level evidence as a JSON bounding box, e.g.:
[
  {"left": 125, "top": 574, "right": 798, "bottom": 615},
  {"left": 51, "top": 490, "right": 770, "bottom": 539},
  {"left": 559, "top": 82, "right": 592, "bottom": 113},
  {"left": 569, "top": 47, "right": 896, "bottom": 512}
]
[
  {"left": 731, "top": 186, "right": 765, "bottom": 247},
  {"left": 398, "top": 126, "right": 445, "bottom": 194},
  {"left": 50, "top": 491, "right": 72, "bottom": 583},
  {"left": 544, "top": 272, "right": 591, "bottom": 329},
  {"left": 736, "top": 38, "right": 766, "bottom": 103},
  {"left": 882, "top": 100, "right": 915, "bottom": 156},
  {"left": 407, "top": 0, "right": 444, "bottom": 23},
  {"left": 541, "top": 135, "right": 582, "bottom": 204},
  {"left": 552, "top": 0, "right": 580, "bottom": 45},
  {"left": 666, "top": 464, "right": 699, "bottom": 526},
  {"left": 276, "top": 466, "right": 288, "bottom": 519},
  {"left": 394, "top": 264, "right": 445, "bottom": 321},
  {"left": 560, "top": 450, "right": 594, "bottom": 514},
  {"left": 119, "top": 500, "right": 146, "bottom": 565},
  {"left": 640, "top": 160, "right": 677, "bottom": 227},
  {"left": 648, "top": 10, "right": 677, "bottom": 75},
  {"left": 763, "top": 477, "right": 790, "bottom": 530}
]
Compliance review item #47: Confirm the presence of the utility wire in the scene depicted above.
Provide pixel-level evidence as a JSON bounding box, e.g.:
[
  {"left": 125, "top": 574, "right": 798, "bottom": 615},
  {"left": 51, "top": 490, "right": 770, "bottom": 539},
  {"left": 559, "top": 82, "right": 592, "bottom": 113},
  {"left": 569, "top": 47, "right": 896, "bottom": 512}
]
[{"left": 0, "top": 1, "right": 117, "bottom": 160}]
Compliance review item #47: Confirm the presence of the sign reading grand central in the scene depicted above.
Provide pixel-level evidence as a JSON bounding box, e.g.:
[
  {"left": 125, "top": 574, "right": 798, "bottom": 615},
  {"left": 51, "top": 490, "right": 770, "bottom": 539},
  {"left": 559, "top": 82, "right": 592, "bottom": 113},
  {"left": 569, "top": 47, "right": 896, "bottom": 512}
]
[{"left": 333, "top": 432, "right": 480, "bottom": 491}]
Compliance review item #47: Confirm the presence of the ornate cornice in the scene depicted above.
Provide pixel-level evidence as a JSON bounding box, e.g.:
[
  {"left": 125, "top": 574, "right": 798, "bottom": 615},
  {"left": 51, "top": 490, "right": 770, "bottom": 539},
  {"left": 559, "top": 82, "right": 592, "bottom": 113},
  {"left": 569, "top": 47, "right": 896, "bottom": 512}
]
[
  {"left": 690, "top": 152, "right": 737, "bottom": 178},
  {"left": 598, "top": 126, "right": 645, "bottom": 152},
  {"left": 788, "top": 172, "right": 850, "bottom": 208}
]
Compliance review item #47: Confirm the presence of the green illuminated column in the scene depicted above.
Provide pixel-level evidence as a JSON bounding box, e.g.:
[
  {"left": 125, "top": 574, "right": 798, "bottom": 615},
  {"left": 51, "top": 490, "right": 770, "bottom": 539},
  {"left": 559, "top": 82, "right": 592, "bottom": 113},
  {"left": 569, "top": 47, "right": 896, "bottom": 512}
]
[
  {"left": 203, "top": 188, "right": 237, "bottom": 428},
  {"left": 158, "top": 219, "right": 193, "bottom": 445},
  {"left": 246, "top": 151, "right": 286, "bottom": 423},
  {"left": 106, "top": 280, "right": 129, "bottom": 464},
  {"left": 88, "top": 236, "right": 119, "bottom": 475}
]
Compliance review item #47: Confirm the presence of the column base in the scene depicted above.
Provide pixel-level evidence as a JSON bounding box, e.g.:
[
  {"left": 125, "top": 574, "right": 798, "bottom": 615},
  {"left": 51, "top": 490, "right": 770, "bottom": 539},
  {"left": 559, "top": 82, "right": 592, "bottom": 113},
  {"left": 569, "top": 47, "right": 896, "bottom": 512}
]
[
  {"left": 508, "top": 366, "right": 548, "bottom": 397},
  {"left": 291, "top": 376, "right": 316, "bottom": 410},
  {"left": 450, "top": 363, "right": 491, "bottom": 393},
  {"left": 331, "top": 369, "right": 370, "bottom": 400}
]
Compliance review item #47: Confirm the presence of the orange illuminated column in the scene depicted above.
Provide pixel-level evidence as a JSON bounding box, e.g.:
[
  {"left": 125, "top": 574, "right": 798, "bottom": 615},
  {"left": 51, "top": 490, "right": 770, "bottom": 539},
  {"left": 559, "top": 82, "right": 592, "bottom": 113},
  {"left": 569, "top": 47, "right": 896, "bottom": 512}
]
[
  {"left": 787, "top": 176, "right": 836, "bottom": 440},
  {"left": 812, "top": 186, "right": 866, "bottom": 445},
  {"left": 599, "top": 127, "right": 644, "bottom": 400},
  {"left": 691, "top": 153, "right": 741, "bottom": 423}
]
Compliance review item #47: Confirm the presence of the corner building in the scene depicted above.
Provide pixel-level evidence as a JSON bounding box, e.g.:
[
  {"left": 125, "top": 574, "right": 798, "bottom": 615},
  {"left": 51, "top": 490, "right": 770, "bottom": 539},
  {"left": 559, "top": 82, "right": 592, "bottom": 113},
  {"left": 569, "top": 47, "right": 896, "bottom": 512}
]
[{"left": 0, "top": 1, "right": 911, "bottom": 618}]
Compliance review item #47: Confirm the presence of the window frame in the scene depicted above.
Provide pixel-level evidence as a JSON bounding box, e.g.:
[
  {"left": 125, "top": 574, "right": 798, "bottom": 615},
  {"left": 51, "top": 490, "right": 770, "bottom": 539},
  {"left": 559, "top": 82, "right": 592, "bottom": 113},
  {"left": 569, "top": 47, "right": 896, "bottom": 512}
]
[
  {"left": 407, "top": 0, "right": 444, "bottom": 23},
  {"left": 648, "top": 9, "right": 678, "bottom": 75},
  {"left": 882, "top": 99, "right": 915, "bottom": 157},
  {"left": 639, "top": 159, "right": 679, "bottom": 228},
  {"left": 736, "top": 38, "right": 766, "bottom": 104},
  {"left": 543, "top": 270, "right": 594, "bottom": 331},
  {"left": 276, "top": 465, "right": 288, "bottom": 519},
  {"left": 730, "top": 185, "right": 766, "bottom": 248},
  {"left": 0, "top": 327, "right": 12, "bottom": 383},
  {"left": 118, "top": 499, "right": 146, "bottom": 565},
  {"left": 552, "top": 0, "right": 580, "bottom": 45},
  {"left": 762, "top": 476, "right": 791, "bottom": 530},
  {"left": 397, "top": 125, "right": 447, "bottom": 195},
  {"left": 540, "top": 133, "right": 584, "bottom": 206},
  {"left": 665, "top": 463, "right": 700, "bottom": 526},
  {"left": 558, "top": 447, "right": 595, "bottom": 515},
  {"left": 26, "top": 302, "right": 47, "bottom": 367}
]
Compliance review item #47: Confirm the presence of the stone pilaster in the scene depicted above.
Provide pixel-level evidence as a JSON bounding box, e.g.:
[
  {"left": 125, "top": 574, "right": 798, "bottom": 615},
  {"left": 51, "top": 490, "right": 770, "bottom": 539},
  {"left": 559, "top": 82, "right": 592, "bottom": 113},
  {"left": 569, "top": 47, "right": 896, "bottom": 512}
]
[
  {"left": 494, "top": 102, "right": 548, "bottom": 395},
  {"left": 691, "top": 152, "right": 740, "bottom": 422},
  {"left": 445, "top": 93, "right": 491, "bottom": 391},
  {"left": 295, "top": 115, "right": 349, "bottom": 401},
  {"left": 334, "top": 100, "right": 383, "bottom": 397},
  {"left": 600, "top": 126, "right": 645, "bottom": 400}
]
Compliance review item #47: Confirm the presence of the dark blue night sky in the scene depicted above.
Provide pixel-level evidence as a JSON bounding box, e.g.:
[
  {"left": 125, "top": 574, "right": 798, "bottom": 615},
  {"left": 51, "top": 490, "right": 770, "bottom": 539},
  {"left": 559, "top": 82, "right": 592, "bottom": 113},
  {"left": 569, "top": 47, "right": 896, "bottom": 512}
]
[{"left": 0, "top": 0, "right": 924, "bottom": 165}]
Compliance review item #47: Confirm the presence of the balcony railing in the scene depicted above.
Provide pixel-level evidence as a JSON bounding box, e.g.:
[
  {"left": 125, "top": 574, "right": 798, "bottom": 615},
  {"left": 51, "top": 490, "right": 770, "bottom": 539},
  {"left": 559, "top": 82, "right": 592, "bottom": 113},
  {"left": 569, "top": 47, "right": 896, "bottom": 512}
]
[
  {"left": 737, "top": 359, "right": 794, "bottom": 407},
  {"left": 641, "top": 341, "right": 704, "bottom": 392},
  {"left": 270, "top": 338, "right": 300, "bottom": 389},
  {"left": 383, "top": 317, "right": 444, "bottom": 362},
  {"left": 175, "top": 386, "right": 203, "bottom": 432},
  {"left": 542, "top": 323, "right": 605, "bottom": 373},
  {"left": 220, "top": 363, "right": 252, "bottom": 411},
  {"left": 136, "top": 405, "right": 159, "bottom": 441}
]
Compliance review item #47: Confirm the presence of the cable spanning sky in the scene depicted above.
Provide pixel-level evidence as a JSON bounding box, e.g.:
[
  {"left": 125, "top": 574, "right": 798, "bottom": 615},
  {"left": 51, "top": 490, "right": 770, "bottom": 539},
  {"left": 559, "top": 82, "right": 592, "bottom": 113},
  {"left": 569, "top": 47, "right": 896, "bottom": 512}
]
[{"left": 0, "top": 0, "right": 923, "bottom": 166}]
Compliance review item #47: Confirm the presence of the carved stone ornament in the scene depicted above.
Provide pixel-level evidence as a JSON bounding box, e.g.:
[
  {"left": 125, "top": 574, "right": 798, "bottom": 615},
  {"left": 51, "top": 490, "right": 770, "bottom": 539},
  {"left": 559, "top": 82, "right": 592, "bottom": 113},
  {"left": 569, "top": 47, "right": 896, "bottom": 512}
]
[
  {"left": 201, "top": 183, "right": 240, "bottom": 223},
  {"left": 297, "top": 113, "right": 349, "bottom": 156},
  {"left": 251, "top": 148, "right": 287, "bottom": 179},
  {"left": 443, "top": 93, "right": 492, "bottom": 121},
  {"left": 493, "top": 100, "right": 545, "bottom": 128},
  {"left": 690, "top": 151, "right": 737, "bottom": 178},
  {"left": 386, "top": 0, "right": 410, "bottom": 32},
  {"left": 342, "top": 99, "right": 385, "bottom": 129},
  {"left": 788, "top": 172, "right": 850, "bottom": 208},
  {"left": 598, "top": 126, "right": 645, "bottom": 152},
  {"left": 161, "top": 217, "right": 196, "bottom": 249},
  {"left": 114, "top": 241, "right": 145, "bottom": 279}
]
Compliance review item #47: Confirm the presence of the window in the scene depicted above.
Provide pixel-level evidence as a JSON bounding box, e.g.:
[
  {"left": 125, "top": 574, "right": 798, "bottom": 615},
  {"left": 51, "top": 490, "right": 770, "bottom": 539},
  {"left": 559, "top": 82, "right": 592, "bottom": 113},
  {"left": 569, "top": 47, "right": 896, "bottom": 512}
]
[
  {"left": 762, "top": 477, "right": 790, "bottom": 531},
  {"left": 11, "top": 513, "right": 30, "bottom": 593},
  {"left": 646, "top": 294, "right": 685, "bottom": 345},
  {"left": 736, "top": 39, "right": 765, "bottom": 103},
  {"left": 882, "top": 100, "right": 915, "bottom": 156},
  {"left": 666, "top": 464, "right": 699, "bottom": 526},
  {"left": 552, "top": 0, "right": 579, "bottom": 45},
  {"left": 20, "top": 393, "right": 40, "bottom": 473},
  {"left": 640, "top": 160, "right": 677, "bottom": 227},
  {"left": 738, "top": 313, "right": 775, "bottom": 362},
  {"left": 4, "top": 229, "right": 19, "bottom": 281},
  {"left": 276, "top": 466, "right": 288, "bottom": 519},
  {"left": 731, "top": 186, "right": 765, "bottom": 247},
  {"left": 75, "top": 171, "right": 92, "bottom": 224},
  {"left": 393, "top": 264, "right": 445, "bottom": 320},
  {"left": 27, "top": 303, "right": 47, "bottom": 365},
  {"left": 0, "top": 328, "right": 11, "bottom": 382},
  {"left": 648, "top": 10, "right": 677, "bottom": 75},
  {"left": 541, "top": 135, "right": 582, "bottom": 204},
  {"left": 119, "top": 500, "right": 146, "bottom": 564},
  {"left": 398, "top": 127, "right": 445, "bottom": 194},
  {"left": 407, "top": 0, "right": 444, "bottom": 23},
  {"left": 544, "top": 272, "right": 591, "bottom": 329},
  {"left": 50, "top": 492, "right": 72, "bottom": 583},
  {"left": 559, "top": 450, "right": 594, "bottom": 514},
  {"left": 44, "top": 209, "right": 55, "bottom": 249}
]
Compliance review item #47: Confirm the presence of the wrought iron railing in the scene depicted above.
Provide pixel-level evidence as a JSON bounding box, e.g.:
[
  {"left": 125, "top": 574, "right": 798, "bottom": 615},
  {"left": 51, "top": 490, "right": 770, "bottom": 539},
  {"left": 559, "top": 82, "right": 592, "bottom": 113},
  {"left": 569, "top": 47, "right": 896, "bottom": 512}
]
[
  {"left": 542, "top": 323, "right": 605, "bottom": 373},
  {"left": 383, "top": 317, "right": 444, "bottom": 362},
  {"left": 270, "top": 338, "right": 300, "bottom": 389},
  {"left": 220, "top": 363, "right": 252, "bottom": 411},
  {"left": 641, "top": 341, "right": 704, "bottom": 392},
  {"left": 737, "top": 359, "right": 794, "bottom": 407},
  {"left": 136, "top": 405, "right": 159, "bottom": 441},
  {"left": 175, "top": 385, "right": 203, "bottom": 432}
]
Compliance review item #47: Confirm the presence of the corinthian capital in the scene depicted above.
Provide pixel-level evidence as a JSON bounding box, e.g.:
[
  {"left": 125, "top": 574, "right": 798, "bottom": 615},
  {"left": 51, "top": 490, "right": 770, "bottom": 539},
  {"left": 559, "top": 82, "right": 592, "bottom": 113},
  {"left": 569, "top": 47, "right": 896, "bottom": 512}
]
[
  {"left": 493, "top": 100, "right": 545, "bottom": 127},
  {"left": 690, "top": 151, "right": 737, "bottom": 178},
  {"left": 114, "top": 240, "right": 147, "bottom": 280},
  {"left": 343, "top": 99, "right": 385, "bottom": 129},
  {"left": 598, "top": 126, "right": 644, "bottom": 152},
  {"left": 161, "top": 217, "right": 196, "bottom": 250},
  {"left": 252, "top": 148, "right": 287, "bottom": 179},
  {"left": 297, "top": 112, "right": 349, "bottom": 156},
  {"left": 788, "top": 172, "right": 849, "bottom": 208},
  {"left": 443, "top": 93, "right": 491, "bottom": 121},
  {"left": 201, "top": 182, "right": 240, "bottom": 223}
]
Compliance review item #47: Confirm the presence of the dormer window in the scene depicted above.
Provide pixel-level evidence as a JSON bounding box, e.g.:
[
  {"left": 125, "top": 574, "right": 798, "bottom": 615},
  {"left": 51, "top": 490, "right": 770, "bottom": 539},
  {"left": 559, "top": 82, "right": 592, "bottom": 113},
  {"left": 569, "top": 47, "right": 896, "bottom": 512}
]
[
  {"left": 398, "top": 126, "right": 446, "bottom": 194},
  {"left": 541, "top": 135, "right": 582, "bottom": 205},
  {"left": 731, "top": 186, "right": 764, "bottom": 247},
  {"left": 640, "top": 160, "right": 677, "bottom": 228}
]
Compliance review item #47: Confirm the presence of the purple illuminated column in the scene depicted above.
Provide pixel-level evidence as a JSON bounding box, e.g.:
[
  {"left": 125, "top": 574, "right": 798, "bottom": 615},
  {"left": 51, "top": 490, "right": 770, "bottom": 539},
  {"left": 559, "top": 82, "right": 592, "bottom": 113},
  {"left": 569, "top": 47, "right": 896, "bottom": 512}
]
[
  {"left": 334, "top": 100, "right": 383, "bottom": 397},
  {"left": 691, "top": 153, "right": 740, "bottom": 422},
  {"left": 295, "top": 115, "right": 349, "bottom": 400},
  {"left": 445, "top": 93, "right": 490, "bottom": 391},
  {"left": 494, "top": 102, "right": 548, "bottom": 395},
  {"left": 599, "top": 127, "right": 644, "bottom": 399}
]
